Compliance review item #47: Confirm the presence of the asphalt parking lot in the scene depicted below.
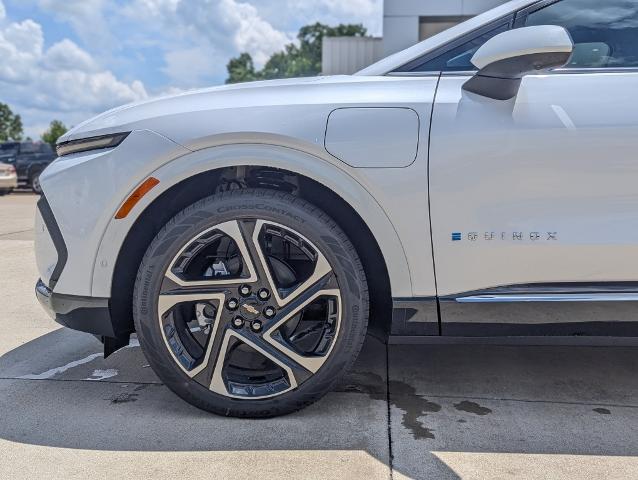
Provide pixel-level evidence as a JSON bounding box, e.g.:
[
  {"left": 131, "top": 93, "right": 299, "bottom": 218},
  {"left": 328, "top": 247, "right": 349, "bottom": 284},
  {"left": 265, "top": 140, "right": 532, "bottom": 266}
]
[{"left": 1, "top": 193, "right": 638, "bottom": 479}]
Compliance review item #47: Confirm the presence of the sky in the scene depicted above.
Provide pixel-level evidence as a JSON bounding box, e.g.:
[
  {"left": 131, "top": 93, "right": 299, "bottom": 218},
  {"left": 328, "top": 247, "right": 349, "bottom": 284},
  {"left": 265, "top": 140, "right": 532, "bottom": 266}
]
[{"left": 0, "top": 0, "right": 382, "bottom": 139}]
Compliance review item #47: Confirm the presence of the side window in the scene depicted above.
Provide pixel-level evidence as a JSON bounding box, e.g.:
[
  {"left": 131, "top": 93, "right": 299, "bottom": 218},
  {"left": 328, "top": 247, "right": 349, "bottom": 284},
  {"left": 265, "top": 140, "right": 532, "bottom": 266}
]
[
  {"left": 39, "top": 143, "right": 53, "bottom": 154},
  {"left": 20, "top": 143, "right": 39, "bottom": 154},
  {"left": 525, "top": 0, "right": 638, "bottom": 68},
  {"left": 398, "top": 23, "right": 509, "bottom": 73}
]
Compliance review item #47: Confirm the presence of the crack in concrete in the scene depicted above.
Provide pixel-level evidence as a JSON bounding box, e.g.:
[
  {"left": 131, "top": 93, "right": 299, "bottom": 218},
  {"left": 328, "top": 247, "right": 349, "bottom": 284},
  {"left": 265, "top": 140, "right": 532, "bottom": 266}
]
[
  {"left": 385, "top": 340, "right": 394, "bottom": 480},
  {"left": 0, "top": 228, "right": 34, "bottom": 238}
]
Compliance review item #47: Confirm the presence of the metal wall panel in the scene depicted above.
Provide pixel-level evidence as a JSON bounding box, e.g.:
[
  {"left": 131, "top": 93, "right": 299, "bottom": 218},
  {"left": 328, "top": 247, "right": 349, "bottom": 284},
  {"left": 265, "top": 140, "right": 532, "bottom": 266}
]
[
  {"left": 383, "top": 0, "right": 510, "bottom": 55},
  {"left": 321, "top": 37, "right": 384, "bottom": 75}
]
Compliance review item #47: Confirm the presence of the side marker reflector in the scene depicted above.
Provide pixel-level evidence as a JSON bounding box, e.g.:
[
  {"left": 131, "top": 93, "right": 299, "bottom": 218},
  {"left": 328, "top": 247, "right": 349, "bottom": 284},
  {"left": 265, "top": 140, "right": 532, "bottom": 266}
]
[{"left": 115, "top": 177, "right": 160, "bottom": 219}]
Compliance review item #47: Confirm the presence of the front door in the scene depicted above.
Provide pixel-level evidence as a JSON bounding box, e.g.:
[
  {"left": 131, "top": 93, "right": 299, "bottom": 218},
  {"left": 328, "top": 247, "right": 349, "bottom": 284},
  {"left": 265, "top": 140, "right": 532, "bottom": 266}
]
[{"left": 429, "top": 0, "right": 638, "bottom": 335}]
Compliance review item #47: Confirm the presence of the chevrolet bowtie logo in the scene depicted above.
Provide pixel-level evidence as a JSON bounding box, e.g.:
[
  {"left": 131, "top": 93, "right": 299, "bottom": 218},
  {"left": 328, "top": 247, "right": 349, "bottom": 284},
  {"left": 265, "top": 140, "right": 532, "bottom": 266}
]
[{"left": 242, "top": 304, "right": 259, "bottom": 315}]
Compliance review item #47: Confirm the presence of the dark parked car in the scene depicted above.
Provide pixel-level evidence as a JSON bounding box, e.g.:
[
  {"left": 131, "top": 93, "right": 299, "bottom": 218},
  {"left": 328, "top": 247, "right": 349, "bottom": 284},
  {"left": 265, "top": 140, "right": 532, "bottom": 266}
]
[{"left": 0, "top": 141, "right": 56, "bottom": 193}]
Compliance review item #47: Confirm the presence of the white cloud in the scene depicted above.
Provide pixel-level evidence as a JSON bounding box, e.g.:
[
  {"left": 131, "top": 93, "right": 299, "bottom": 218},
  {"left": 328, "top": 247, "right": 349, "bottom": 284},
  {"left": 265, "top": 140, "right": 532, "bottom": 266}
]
[
  {"left": 0, "top": 13, "right": 147, "bottom": 138},
  {"left": 36, "top": 0, "right": 114, "bottom": 51},
  {"left": 43, "top": 39, "right": 99, "bottom": 72},
  {"left": 126, "top": 0, "right": 180, "bottom": 17},
  {"left": 123, "top": 0, "right": 293, "bottom": 86},
  {"left": 127, "top": 0, "right": 293, "bottom": 56},
  {"left": 215, "top": 0, "right": 292, "bottom": 66},
  {"left": 163, "top": 47, "right": 222, "bottom": 87},
  {"left": 256, "top": 0, "right": 383, "bottom": 36},
  {"left": 0, "top": 20, "right": 43, "bottom": 83},
  {"left": 326, "top": 0, "right": 379, "bottom": 15},
  {"left": 4, "top": 0, "right": 384, "bottom": 136},
  {"left": 59, "top": 0, "right": 380, "bottom": 88}
]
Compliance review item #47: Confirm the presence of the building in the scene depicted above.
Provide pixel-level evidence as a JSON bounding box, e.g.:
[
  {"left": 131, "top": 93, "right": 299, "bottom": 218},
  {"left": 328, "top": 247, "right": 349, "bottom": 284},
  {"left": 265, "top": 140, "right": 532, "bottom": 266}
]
[
  {"left": 383, "top": 0, "right": 509, "bottom": 56},
  {"left": 322, "top": 0, "right": 509, "bottom": 75},
  {"left": 321, "top": 37, "right": 383, "bottom": 76}
]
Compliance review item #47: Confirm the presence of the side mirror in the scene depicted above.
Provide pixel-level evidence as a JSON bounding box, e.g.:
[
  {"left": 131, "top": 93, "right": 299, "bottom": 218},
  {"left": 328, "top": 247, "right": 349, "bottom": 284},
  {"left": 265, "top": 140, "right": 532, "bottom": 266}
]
[{"left": 463, "top": 25, "right": 574, "bottom": 100}]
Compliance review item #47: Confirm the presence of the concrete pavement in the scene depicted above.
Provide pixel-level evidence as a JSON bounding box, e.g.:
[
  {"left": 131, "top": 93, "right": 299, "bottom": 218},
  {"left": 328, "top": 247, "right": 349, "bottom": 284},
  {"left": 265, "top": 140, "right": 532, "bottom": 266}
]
[{"left": 1, "top": 193, "right": 637, "bottom": 479}]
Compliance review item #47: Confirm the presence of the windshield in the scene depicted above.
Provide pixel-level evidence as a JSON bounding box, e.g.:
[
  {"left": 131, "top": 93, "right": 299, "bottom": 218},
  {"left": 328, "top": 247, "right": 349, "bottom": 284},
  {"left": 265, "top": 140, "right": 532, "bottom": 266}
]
[{"left": 0, "top": 143, "right": 19, "bottom": 155}]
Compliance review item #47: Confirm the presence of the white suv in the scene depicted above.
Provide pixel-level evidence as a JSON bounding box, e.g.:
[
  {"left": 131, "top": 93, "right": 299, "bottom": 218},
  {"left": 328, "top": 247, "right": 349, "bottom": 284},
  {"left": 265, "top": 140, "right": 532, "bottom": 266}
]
[{"left": 35, "top": 0, "right": 638, "bottom": 417}]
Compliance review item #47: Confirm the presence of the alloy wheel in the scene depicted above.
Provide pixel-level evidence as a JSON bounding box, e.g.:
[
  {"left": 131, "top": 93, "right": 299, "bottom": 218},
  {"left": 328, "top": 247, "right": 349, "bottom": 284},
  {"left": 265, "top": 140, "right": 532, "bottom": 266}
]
[{"left": 157, "top": 219, "right": 342, "bottom": 400}]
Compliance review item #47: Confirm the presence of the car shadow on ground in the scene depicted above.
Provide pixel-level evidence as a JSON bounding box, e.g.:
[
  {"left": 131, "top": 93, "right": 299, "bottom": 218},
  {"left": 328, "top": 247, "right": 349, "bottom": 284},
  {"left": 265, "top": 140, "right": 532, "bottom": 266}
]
[{"left": 1, "top": 328, "right": 638, "bottom": 478}]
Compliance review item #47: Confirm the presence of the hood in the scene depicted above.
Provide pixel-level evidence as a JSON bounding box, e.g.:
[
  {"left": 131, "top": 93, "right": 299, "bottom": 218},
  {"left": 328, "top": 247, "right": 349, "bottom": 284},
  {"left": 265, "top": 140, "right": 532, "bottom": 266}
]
[{"left": 59, "top": 76, "right": 353, "bottom": 143}]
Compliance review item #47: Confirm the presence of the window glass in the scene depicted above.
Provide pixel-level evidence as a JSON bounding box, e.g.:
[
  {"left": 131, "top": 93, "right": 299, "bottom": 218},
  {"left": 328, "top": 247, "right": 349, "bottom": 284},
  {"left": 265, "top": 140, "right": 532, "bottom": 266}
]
[
  {"left": 39, "top": 143, "right": 53, "bottom": 154},
  {"left": 525, "top": 0, "right": 638, "bottom": 68},
  {"left": 403, "top": 23, "right": 509, "bottom": 72},
  {"left": 20, "top": 142, "right": 39, "bottom": 154},
  {"left": 0, "top": 143, "right": 19, "bottom": 155}
]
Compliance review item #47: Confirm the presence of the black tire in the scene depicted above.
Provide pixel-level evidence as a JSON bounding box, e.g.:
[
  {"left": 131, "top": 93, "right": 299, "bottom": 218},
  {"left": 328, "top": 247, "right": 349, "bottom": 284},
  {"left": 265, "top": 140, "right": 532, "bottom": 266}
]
[
  {"left": 0, "top": 189, "right": 8, "bottom": 196},
  {"left": 30, "top": 169, "right": 43, "bottom": 194},
  {"left": 133, "top": 189, "right": 369, "bottom": 417}
]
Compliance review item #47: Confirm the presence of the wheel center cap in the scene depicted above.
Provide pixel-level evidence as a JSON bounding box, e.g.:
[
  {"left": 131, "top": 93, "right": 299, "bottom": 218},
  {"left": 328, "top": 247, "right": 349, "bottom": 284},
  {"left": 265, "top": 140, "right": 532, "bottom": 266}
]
[{"left": 240, "top": 302, "right": 261, "bottom": 320}]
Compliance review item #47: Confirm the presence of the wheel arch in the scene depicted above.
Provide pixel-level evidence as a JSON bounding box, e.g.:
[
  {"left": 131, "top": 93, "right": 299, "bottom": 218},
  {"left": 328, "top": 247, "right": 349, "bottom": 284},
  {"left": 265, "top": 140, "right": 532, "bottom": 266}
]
[{"left": 97, "top": 144, "right": 412, "bottom": 340}]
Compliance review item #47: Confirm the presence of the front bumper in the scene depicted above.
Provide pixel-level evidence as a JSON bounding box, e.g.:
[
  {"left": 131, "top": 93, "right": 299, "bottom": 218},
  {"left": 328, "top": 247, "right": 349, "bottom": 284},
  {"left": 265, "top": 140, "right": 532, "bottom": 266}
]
[
  {"left": 36, "top": 279, "right": 115, "bottom": 337},
  {"left": 36, "top": 279, "right": 131, "bottom": 356},
  {"left": 36, "top": 192, "right": 133, "bottom": 355},
  {"left": 35, "top": 192, "right": 112, "bottom": 335}
]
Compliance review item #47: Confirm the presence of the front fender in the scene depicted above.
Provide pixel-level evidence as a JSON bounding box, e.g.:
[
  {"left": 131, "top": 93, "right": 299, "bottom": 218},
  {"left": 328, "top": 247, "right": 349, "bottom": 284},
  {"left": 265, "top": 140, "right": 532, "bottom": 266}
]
[
  {"left": 91, "top": 143, "right": 414, "bottom": 298},
  {"left": 39, "top": 129, "right": 190, "bottom": 296}
]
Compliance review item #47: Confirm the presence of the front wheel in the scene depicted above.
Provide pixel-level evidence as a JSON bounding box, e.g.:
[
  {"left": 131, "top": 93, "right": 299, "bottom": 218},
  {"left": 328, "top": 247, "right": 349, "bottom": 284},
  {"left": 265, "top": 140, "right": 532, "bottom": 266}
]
[{"left": 133, "top": 189, "right": 369, "bottom": 417}]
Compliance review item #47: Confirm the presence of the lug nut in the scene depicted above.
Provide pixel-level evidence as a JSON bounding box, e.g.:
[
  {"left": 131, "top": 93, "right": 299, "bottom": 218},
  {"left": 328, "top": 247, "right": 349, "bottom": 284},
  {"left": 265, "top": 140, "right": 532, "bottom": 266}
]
[
  {"left": 232, "top": 316, "right": 245, "bottom": 329},
  {"left": 257, "top": 288, "right": 270, "bottom": 300},
  {"left": 263, "top": 306, "right": 276, "bottom": 319},
  {"left": 250, "top": 320, "right": 263, "bottom": 332},
  {"left": 239, "top": 285, "right": 251, "bottom": 297},
  {"left": 226, "top": 298, "right": 239, "bottom": 310}
]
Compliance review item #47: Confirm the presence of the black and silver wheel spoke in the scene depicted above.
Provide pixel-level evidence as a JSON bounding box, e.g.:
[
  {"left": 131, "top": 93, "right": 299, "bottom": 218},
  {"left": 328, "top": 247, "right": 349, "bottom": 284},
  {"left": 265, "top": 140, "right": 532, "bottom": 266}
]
[
  {"left": 163, "top": 220, "right": 258, "bottom": 288},
  {"left": 157, "top": 217, "right": 343, "bottom": 400},
  {"left": 238, "top": 219, "right": 333, "bottom": 307},
  {"left": 158, "top": 290, "right": 227, "bottom": 376},
  {"left": 206, "top": 329, "right": 313, "bottom": 398},
  {"left": 263, "top": 288, "right": 341, "bottom": 373}
]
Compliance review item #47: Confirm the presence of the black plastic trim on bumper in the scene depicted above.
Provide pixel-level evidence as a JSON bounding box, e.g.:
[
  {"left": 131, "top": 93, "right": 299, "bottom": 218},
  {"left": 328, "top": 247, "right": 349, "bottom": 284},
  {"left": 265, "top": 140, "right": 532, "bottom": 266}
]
[
  {"left": 37, "top": 195, "right": 68, "bottom": 289},
  {"left": 36, "top": 279, "right": 116, "bottom": 338}
]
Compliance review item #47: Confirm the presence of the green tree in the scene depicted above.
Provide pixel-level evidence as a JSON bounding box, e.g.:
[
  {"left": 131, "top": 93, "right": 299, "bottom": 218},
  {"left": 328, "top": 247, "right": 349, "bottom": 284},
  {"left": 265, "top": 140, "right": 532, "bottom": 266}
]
[
  {"left": 226, "top": 53, "right": 259, "bottom": 84},
  {"left": 226, "top": 23, "right": 368, "bottom": 84},
  {"left": 0, "top": 103, "right": 23, "bottom": 142},
  {"left": 41, "top": 120, "right": 68, "bottom": 149}
]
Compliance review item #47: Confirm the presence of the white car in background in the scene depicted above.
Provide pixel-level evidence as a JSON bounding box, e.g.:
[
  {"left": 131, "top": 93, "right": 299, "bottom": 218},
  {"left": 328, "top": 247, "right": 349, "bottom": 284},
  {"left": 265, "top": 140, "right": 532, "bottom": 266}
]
[
  {"left": 0, "top": 162, "right": 17, "bottom": 196},
  {"left": 34, "top": 0, "right": 638, "bottom": 417}
]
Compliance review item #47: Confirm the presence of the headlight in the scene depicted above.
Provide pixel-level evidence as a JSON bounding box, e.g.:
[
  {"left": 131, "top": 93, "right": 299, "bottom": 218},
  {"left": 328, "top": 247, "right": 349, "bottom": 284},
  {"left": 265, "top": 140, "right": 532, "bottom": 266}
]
[{"left": 56, "top": 132, "right": 130, "bottom": 157}]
